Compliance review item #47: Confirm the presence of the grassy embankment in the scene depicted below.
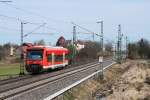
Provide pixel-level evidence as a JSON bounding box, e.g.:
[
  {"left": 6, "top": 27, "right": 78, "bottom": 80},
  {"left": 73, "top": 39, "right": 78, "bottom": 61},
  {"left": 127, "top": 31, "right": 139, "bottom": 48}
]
[
  {"left": 0, "top": 63, "right": 21, "bottom": 79},
  {"left": 60, "top": 60, "right": 150, "bottom": 100}
]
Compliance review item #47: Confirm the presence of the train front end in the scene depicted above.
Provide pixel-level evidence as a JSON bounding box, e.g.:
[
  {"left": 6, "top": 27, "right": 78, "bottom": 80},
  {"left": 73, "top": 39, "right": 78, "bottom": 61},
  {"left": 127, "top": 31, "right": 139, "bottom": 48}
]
[{"left": 25, "top": 47, "right": 44, "bottom": 74}]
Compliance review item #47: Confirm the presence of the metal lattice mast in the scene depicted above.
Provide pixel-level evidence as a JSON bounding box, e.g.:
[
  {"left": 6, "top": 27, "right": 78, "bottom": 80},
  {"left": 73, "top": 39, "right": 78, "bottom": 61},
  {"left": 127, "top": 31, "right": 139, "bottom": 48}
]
[
  {"left": 117, "top": 24, "right": 122, "bottom": 64},
  {"left": 97, "top": 20, "right": 104, "bottom": 80},
  {"left": 125, "top": 36, "right": 128, "bottom": 58},
  {"left": 97, "top": 21, "right": 103, "bottom": 52},
  {"left": 20, "top": 22, "right": 25, "bottom": 75},
  {"left": 101, "top": 21, "right": 103, "bottom": 52},
  {"left": 92, "top": 33, "right": 95, "bottom": 41},
  {"left": 72, "top": 26, "right": 76, "bottom": 64},
  {"left": 73, "top": 26, "right": 76, "bottom": 44}
]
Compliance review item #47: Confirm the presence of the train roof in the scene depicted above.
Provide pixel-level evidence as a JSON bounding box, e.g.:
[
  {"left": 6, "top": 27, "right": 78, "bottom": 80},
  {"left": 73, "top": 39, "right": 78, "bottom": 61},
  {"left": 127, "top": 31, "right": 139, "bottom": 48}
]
[{"left": 27, "top": 45, "right": 68, "bottom": 51}]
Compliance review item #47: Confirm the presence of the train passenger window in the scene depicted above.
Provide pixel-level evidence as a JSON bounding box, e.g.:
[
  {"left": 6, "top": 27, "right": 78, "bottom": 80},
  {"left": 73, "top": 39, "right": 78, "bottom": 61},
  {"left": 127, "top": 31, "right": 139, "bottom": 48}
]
[
  {"left": 55, "top": 55, "right": 63, "bottom": 62},
  {"left": 27, "top": 50, "right": 43, "bottom": 60},
  {"left": 47, "top": 54, "right": 52, "bottom": 62}
]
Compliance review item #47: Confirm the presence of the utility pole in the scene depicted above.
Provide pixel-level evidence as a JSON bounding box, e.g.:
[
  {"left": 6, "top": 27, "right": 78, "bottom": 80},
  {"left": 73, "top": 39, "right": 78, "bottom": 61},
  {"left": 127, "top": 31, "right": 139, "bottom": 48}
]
[
  {"left": 97, "top": 21, "right": 103, "bottom": 51},
  {"left": 97, "top": 21, "right": 104, "bottom": 80},
  {"left": 20, "top": 22, "right": 27, "bottom": 75},
  {"left": 101, "top": 21, "right": 103, "bottom": 52},
  {"left": 115, "top": 42, "right": 117, "bottom": 59},
  {"left": 117, "top": 24, "right": 122, "bottom": 64},
  {"left": 73, "top": 26, "right": 76, "bottom": 44},
  {"left": 92, "top": 32, "right": 95, "bottom": 41},
  {"left": 72, "top": 26, "right": 76, "bottom": 64},
  {"left": 19, "top": 22, "right": 48, "bottom": 75},
  {"left": 125, "top": 36, "right": 128, "bottom": 59}
]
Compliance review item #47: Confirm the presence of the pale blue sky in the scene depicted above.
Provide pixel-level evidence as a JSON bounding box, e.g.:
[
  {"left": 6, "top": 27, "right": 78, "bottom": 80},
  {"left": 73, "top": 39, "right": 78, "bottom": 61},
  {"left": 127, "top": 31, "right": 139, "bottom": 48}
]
[{"left": 0, "top": 0, "right": 149, "bottom": 45}]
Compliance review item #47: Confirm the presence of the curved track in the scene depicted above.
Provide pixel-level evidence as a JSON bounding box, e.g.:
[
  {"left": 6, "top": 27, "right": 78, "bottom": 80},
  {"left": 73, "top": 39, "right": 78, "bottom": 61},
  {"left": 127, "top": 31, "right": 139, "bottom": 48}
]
[
  {"left": 0, "top": 58, "right": 97, "bottom": 85},
  {"left": 0, "top": 61, "right": 97, "bottom": 94},
  {"left": 0, "top": 57, "right": 114, "bottom": 100}
]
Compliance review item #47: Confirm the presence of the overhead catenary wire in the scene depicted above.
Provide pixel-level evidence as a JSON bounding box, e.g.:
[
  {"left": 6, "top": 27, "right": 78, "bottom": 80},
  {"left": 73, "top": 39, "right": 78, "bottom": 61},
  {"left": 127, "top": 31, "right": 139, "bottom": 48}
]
[
  {"left": 0, "top": 2, "right": 120, "bottom": 44},
  {"left": 1, "top": 2, "right": 67, "bottom": 33},
  {"left": 0, "top": 25, "right": 34, "bottom": 33},
  {"left": 0, "top": 14, "right": 64, "bottom": 34},
  {"left": 1, "top": 2, "right": 101, "bottom": 37},
  {"left": 23, "top": 23, "right": 46, "bottom": 37},
  {"left": 0, "top": 14, "right": 22, "bottom": 22},
  {"left": 71, "top": 22, "right": 108, "bottom": 40},
  {"left": 2, "top": 2, "right": 69, "bottom": 24},
  {"left": 0, "top": 14, "right": 45, "bottom": 25},
  {"left": 1, "top": 2, "right": 66, "bottom": 33},
  {"left": 71, "top": 22, "right": 95, "bottom": 34},
  {"left": 71, "top": 22, "right": 97, "bottom": 41},
  {"left": 0, "top": 26, "right": 19, "bottom": 32}
]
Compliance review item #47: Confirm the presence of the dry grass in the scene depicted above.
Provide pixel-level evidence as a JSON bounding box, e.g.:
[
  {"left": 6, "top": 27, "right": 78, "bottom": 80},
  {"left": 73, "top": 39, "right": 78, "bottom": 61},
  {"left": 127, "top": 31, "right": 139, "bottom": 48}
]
[
  {"left": 62, "top": 60, "right": 150, "bottom": 100},
  {"left": 106, "top": 60, "right": 150, "bottom": 100},
  {"left": 63, "top": 61, "right": 132, "bottom": 100}
]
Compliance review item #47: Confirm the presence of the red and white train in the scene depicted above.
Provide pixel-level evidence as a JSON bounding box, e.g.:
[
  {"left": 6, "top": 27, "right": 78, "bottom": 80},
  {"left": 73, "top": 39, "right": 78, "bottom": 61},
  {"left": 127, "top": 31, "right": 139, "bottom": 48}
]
[{"left": 25, "top": 45, "right": 69, "bottom": 73}]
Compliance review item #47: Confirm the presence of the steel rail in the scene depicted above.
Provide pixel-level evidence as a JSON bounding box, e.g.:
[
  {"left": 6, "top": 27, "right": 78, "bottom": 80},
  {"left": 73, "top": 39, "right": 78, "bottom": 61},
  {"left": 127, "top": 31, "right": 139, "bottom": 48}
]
[
  {"left": 44, "top": 62, "right": 116, "bottom": 100},
  {"left": 0, "top": 59, "right": 114, "bottom": 100},
  {"left": 0, "top": 61, "right": 97, "bottom": 93},
  {"left": 0, "top": 61, "right": 101, "bottom": 99},
  {"left": 0, "top": 57, "right": 112, "bottom": 93},
  {"left": 0, "top": 75, "right": 32, "bottom": 86},
  {"left": 0, "top": 59, "right": 99, "bottom": 85}
]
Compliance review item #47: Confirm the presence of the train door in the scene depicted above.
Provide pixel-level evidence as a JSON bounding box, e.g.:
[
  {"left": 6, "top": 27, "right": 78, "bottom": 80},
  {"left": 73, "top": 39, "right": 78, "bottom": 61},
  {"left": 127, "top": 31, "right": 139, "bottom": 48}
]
[
  {"left": 44, "top": 51, "right": 55, "bottom": 69},
  {"left": 63, "top": 52, "right": 65, "bottom": 63},
  {"left": 52, "top": 52, "right": 54, "bottom": 66}
]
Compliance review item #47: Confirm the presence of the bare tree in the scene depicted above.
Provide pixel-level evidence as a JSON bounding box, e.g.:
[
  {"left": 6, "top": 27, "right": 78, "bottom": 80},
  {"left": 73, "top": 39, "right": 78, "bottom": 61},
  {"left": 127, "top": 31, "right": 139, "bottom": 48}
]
[
  {"left": 128, "top": 38, "right": 150, "bottom": 59},
  {"left": 105, "top": 42, "right": 113, "bottom": 52},
  {"left": 137, "top": 38, "right": 150, "bottom": 58},
  {"left": 128, "top": 43, "right": 138, "bottom": 59},
  {"left": 34, "top": 39, "right": 45, "bottom": 45}
]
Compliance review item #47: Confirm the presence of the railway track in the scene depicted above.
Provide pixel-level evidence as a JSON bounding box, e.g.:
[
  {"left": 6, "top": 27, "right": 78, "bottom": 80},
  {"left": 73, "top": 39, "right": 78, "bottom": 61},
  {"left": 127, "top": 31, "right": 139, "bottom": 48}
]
[
  {"left": 0, "top": 58, "right": 111, "bottom": 88},
  {"left": 0, "top": 58, "right": 114, "bottom": 100},
  {"left": 0, "top": 75, "right": 32, "bottom": 86},
  {"left": 0, "top": 61, "right": 97, "bottom": 93},
  {"left": 0, "top": 58, "right": 98, "bottom": 85}
]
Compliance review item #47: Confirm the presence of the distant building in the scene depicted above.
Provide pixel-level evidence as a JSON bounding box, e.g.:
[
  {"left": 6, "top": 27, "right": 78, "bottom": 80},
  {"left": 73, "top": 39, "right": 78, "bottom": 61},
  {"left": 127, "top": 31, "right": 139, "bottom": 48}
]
[
  {"left": 10, "top": 46, "right": 14, "bottom": 56},
  {"left": 76, "top": 40, "right": 85, "bottom": 51},
  {"left": 56, "top": 36, "right": 85, "bottom": 51}
]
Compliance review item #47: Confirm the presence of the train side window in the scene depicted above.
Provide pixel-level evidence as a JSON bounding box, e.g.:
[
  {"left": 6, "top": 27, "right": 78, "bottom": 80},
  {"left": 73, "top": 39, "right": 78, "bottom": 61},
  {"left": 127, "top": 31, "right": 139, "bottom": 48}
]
[
  {"left": 47, "top": 54, "right": 52, "bottom": 62},
  {"left": 55, "top": 55, "right": 63, "bottom": 62}
]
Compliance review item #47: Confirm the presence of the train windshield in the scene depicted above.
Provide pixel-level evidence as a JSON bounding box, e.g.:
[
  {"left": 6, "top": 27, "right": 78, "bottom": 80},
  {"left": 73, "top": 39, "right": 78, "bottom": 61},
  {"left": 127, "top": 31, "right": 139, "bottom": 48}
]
[{"left": 27, "top": 50, "right": 43, "bottom": 60}]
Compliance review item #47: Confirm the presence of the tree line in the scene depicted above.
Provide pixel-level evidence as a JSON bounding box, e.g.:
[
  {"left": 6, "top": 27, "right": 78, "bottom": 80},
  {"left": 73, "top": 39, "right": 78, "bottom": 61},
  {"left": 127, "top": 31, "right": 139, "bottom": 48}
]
[
  {"left": 128, "top": 38, "right": 150, "bottom": 59},
  {"left": 0, "top": 39, "right": 46, "bottom": 62},
  {"left": 0, "top": 43, "right": 19, "bottom": 62}
]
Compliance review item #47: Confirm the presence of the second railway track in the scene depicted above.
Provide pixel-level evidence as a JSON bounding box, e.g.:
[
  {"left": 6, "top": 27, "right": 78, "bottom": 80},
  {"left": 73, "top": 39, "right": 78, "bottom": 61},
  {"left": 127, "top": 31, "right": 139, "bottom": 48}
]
[
  {"left": 0, "top": 58, "right": 114, "bottom": 100},
  {"left": 0, "top": 61, "right": 101, "bottom": 100},
  {"left": 0, "top": 58, "right": 98, "bottom": 86},
  {"left": 0, "top": 61, "right": 97, "bottom": 93}
]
